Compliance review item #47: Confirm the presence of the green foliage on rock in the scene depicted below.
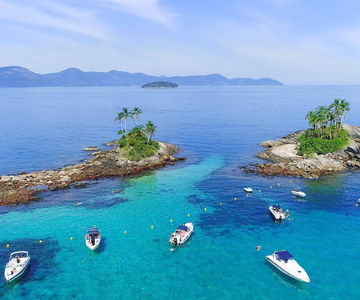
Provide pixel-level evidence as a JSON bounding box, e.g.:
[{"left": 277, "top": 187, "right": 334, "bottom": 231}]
[
  {"left": 118, "top": 126, "right": 160, "bottom": 161},
  {"left": 298, "top": 128, "right": 350, "bottom": 156}
]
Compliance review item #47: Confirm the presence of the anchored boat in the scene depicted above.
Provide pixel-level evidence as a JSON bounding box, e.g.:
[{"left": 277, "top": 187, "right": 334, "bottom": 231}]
[
  {"left": 243, "top": 187, "right": 253, "bottom": 193},
  {"left": 85, "top": 227, "right": 101, "bottom": 251},
  {"left": 291, "top": 189, "right": 306, "bottom": 198},
  {"left": 169, "top": 222, "right": 194, "bottom": 247},
  {"left": 4, "top": 251, "right": 31, "bottom": 283},
  {"left": 269, "top": 204, "right": 286, "bottom": 220},
  {"left": 266, "top": 250, "right": 310, "bottom": 283}
]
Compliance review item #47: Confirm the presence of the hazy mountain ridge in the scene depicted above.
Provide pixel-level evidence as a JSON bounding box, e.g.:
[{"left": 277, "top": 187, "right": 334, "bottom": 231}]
[{"left": 0, "top": 66, "right": 284, "bottom": 87}]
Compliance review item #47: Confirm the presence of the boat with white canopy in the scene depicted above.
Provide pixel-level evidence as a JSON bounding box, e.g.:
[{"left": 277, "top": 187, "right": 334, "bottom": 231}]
[
  {"left": 4, "top": 251, "right": 30, "bottom": 283},
  {"left": 266, "top": 250, "right": 310, "bottom": 283}
]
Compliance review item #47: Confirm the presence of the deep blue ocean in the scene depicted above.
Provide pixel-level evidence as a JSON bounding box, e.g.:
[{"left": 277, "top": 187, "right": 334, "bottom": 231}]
[{"left": 1, "top": 86, "right": 360, "bottom": 299}]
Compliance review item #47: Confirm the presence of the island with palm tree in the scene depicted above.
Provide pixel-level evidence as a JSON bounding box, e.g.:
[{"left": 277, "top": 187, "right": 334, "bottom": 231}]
[
  {"left": 244, "top": 99, "right": 360, "bottom": 178},
  {"left": 0, "top": 107, "right": 186, "bottom": 206},
  {"left": 115, "top": 107, "right": 161, "bottom": 161}
]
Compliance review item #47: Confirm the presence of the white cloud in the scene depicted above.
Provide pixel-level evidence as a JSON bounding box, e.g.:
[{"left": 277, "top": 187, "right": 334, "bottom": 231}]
[
  {"left": 0, "top": 0, "right": 109, "bottom": 39},
  {"left": 98, "top": 0, "right": 177, "bottom": 27}
]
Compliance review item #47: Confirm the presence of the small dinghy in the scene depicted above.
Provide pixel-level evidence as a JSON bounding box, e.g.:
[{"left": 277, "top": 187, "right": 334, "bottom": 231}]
[
  {"left": 291, "top": 189, "right": 306, "bottom": 198},
  {"left": 4, "top": 251, "right": 30, "bottom": 283},
  {"left": 269, "top": 204, "right": 286, "bottom": 220},
  {"left": 169, "top": 222, "right": 194, "bottom": 247},
  {"left": 244, "top": 187, "right": 253, "bottom": 193},
  {"left": 85, "top": 227, "right": 101, "bottom": 251},
  {"left": 266, "top": 250, "right": 310, "bottom": 283}
]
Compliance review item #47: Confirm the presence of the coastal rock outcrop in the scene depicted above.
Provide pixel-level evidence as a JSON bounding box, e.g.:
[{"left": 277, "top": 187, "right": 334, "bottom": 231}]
[
  {"left": 245, "top": 125, "right": 360, "bottom": 178},
  {"left": 0, "top": 141, "right": 186, "bottom": 206}
]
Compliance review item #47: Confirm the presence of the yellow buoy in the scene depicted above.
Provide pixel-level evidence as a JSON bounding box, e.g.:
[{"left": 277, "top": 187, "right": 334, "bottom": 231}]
[
  {"left": 270, "top": 186, "right": 272, "bottom": 189},
  {"left": 220, "top": 203, "right": 223, "bottom": 206},
  {"left": 204, "top": 208, "right": 207, "bottom": 212},
  {"left": 151, "top": 225, "right": 154, "bottom": 229},
  {"left": 6, "top": 244, "right": 9, "bottom": 248},
  {"left": 70, "top": 237, "right": 73, "bottom": 240},
  {"left": 187, "top": 214, "right": 190, "bottom": 217},
  {"left": 170, "top": 219, "right": 173, "bottom": 223},
  {"left": 259, "top": 190, "right": 261, "bottom": 192},
  {"left": 278, "top": 183, "right": 280, "bottom": 186},
  {"left": 234, "top": 198, "right": 237, "bottom": 201},
  {"left": 124, "top": 231, "right": 127, "bottom": 234},
  {"left": 39, "top": 240, "right": 43, "bottom": 244},
  {"left": 290, "top": 179, "right": 292, "bottom": 183}
]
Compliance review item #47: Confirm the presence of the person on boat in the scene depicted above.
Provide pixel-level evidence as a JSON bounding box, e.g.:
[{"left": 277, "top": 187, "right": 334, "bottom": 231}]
[{"left": 16, "top": 255, "right": 20, "bottom": 263}]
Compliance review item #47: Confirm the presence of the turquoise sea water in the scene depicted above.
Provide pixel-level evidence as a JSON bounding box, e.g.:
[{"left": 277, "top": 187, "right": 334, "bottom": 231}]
[{"left": 1, "top": 86, "right": 360, "bottom": 299}]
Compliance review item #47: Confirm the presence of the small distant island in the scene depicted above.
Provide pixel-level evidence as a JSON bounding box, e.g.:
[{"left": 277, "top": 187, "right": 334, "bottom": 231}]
[
  {"left": 245, "top": 99, "right": 360, "bottom": 178},
  {"left": 141, "top": 81, "right": 179, "bottom": 89}
]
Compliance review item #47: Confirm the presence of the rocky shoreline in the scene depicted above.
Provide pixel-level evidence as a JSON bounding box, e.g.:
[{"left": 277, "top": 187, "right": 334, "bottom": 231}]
[
  {"left": 243, "top": 124, "right": 360, "bottom": 178},
  {"left": 0, "top": 142, "right": 186, "bottom": 206}
]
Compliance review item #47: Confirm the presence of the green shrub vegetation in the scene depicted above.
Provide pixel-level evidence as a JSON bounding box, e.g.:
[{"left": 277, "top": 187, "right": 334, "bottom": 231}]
[
  {"left": 298, "top": 99, "right": 351, "bottom": 156},
  {"left": 298, "top": 129, "right": 350, "bottom": 156},
  {"left": 115, "top": 108, "right": 159, "bottom": 161}
]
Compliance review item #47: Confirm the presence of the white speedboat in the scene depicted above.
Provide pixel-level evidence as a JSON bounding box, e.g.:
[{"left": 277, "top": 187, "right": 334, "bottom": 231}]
[
  {"left": 244, "top": 187, "right": 253, "bottom": 193},
  {"left": 291, "top": 190, "right": 306, "bottom": 197},
  {"left": 85, "top": 227, "right": 101, "bottom": 251},
  {"left": 4, "top": 251, "right": 30, "bottom": 283},
  {"left": 269, "top": 204, "right": 286, "bottom": 220},
  {"left": 169, "top": 222, "right": 194, "bottom": 246},
  {"left": 266, "top": 250, "right": 310, "bottom": 283}
]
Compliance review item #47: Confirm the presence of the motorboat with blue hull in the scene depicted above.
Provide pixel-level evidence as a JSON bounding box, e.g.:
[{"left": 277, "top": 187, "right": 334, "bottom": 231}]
[
  {"left": 85, "top": 227, "right": 101, "bottom": 251},
  {"left": 169, "top": 222, "right": 194, "bottom": 247},
  {"left": 266, "top": 250, "right": 310, "bottom": 283},
  {"left": 4, "top": 251, "right": 31, "bottom": 283},
  {"left": 269, "top": 204, "right": 286, "bottom": 220}
]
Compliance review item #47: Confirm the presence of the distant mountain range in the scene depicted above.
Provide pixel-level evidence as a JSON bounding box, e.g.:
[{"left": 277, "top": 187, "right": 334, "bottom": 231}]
[{"left": 0, "top": 66, "right": 284, "bottom": 87}]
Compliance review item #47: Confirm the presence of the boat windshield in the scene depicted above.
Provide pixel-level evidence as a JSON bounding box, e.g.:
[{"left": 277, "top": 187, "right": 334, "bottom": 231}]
[{"left": 10, "top": 252, "right": 28, "bottom": 260}]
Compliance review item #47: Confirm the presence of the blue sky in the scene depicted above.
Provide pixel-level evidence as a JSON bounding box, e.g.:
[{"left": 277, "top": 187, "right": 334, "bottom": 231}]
[{"left": 1, "top": 0, "right": 360, "bottom": 84}]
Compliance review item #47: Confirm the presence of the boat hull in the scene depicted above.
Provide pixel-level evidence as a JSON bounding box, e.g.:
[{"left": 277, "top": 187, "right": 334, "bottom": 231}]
[
  {"left": 170, "top": 222, "right": 194, "bottom": 246},
  {"left": 291, "top": 191, "right": 306, "bottom": 197},
  {"left": 266, "top": 255, "right": 310, "bottom": 283},
  {"left": 269, "top": 206, "right": 285, "bottom": 220},
  {"left": 85, "top": 236, "right": 101, "bottom": 251},
  {"left": 4, "top": 256, "right": 30, "bottom": 283}
]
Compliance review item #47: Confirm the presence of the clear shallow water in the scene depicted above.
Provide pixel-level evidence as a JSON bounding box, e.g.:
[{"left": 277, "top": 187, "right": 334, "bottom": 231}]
[{"left": 1, "top": 86, "right": 360, "bottom": 299}]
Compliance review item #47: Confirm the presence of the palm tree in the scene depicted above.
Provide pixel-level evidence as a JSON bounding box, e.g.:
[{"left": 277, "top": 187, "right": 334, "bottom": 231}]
[
  {"left": 305, "top": 110, "right": 319, "bottom": 131},
  {"left": 115, "top": 112, "right": 124, "bottom": 135},
  {"left": 145, "top": 121, "right": 157, "bottom": 144},
  {"left": 316, "top": 106, "right": 329, "bottom": 136},
  {"left": 338, "top": 99, "right": 350, "bottom": 128},
  {"left": 132, "top": 107, "right": 143, "bottom": 126},
  {"left": 131, "top": 124, "right": 145, "bottom": 135},
  {"left": 121, "top": 107, "right": 133, "bottom": 134}
]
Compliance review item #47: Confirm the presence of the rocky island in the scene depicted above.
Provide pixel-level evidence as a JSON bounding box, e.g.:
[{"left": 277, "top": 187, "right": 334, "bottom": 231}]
[
  {"left": 0, "top": 141, "right": 186, "bottom": 206},
  {"left": 244, "top": 124, "right": 360, "bottom": 178},
  {"left": 0, "top": 107, "right": 186, "bottom": 206},
  {"left": 141, "top": 81, "right": 178, "bottom": 88},
  {"left": 244, "top": 100, "right": 360, "bottom": 178}
]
